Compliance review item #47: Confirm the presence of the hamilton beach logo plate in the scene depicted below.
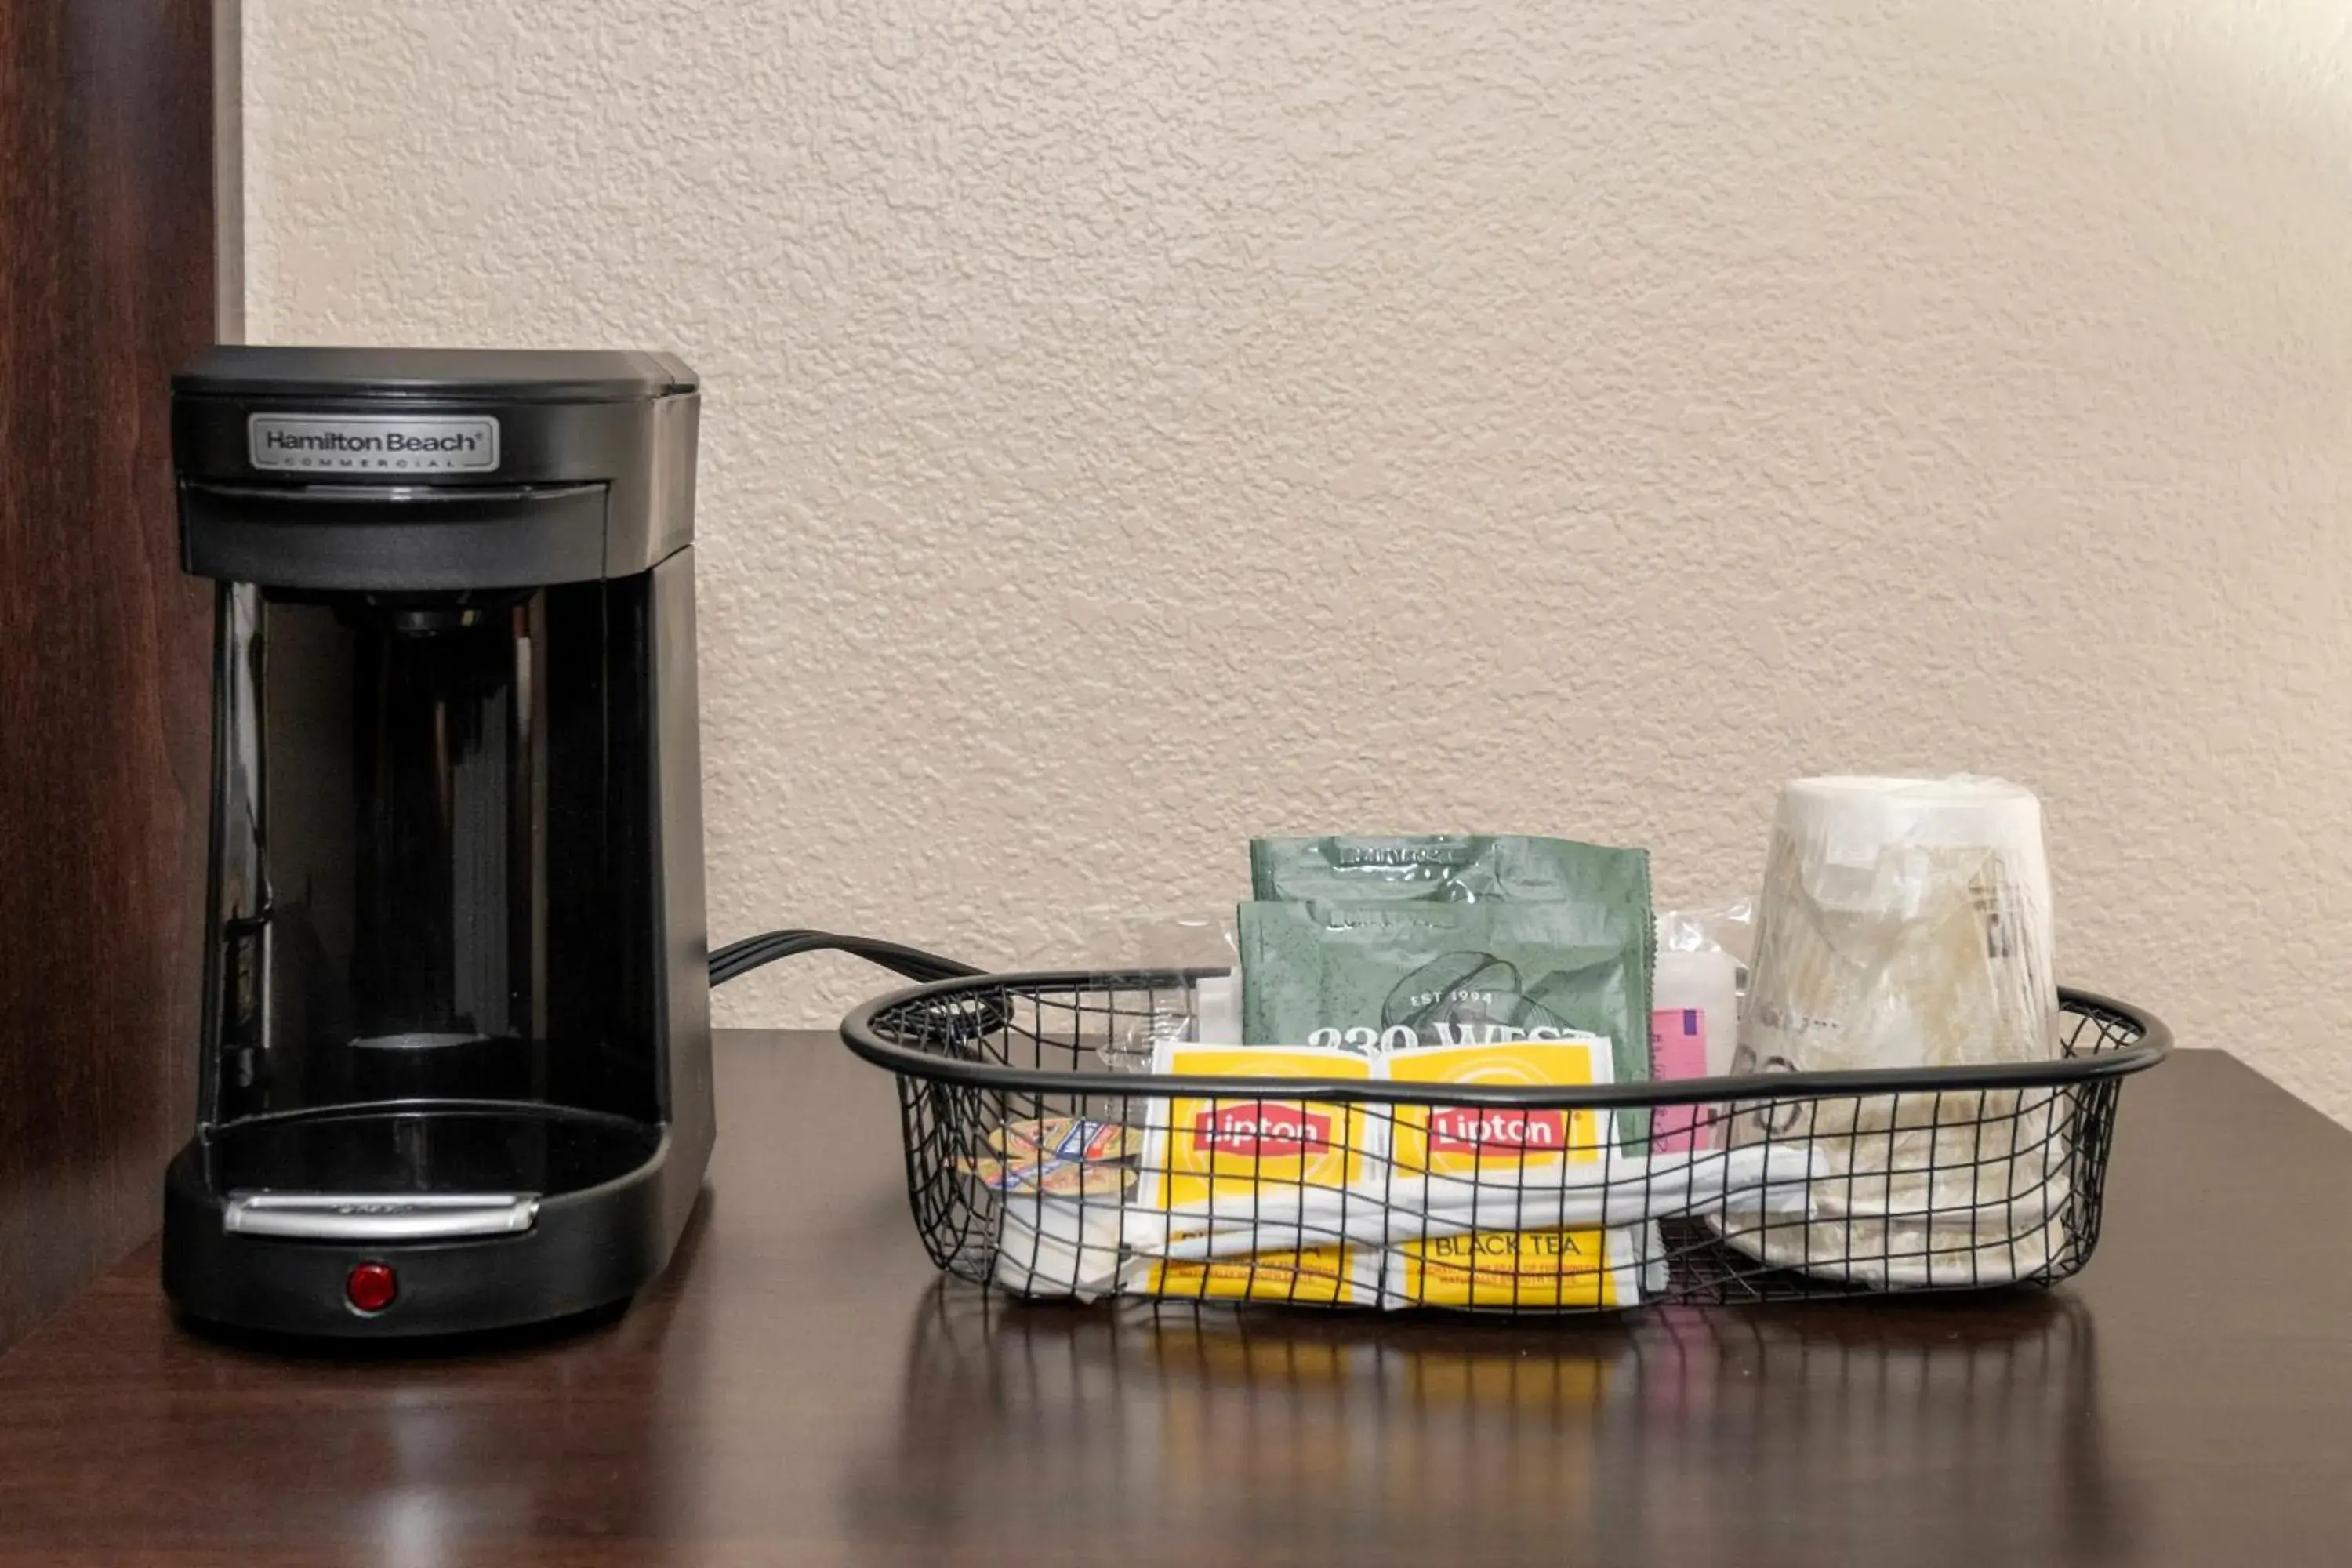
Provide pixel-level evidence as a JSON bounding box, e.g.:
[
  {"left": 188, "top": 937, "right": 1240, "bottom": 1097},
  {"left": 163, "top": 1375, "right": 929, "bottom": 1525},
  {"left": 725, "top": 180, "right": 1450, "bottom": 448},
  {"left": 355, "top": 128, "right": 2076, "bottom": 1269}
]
[{"left": 249, "top": 412, "right": 500, "bottom": 474}]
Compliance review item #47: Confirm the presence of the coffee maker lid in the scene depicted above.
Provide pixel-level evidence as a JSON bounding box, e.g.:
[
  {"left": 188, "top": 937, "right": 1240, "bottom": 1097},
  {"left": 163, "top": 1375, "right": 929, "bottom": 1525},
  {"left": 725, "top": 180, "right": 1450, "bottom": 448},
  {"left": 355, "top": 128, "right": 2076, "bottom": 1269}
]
[
  {"left": 174, "top": 346, "right": 697, "bottom": 403},
  {"left": 172, "top": 346, "right": 700, "bottom": 590}
]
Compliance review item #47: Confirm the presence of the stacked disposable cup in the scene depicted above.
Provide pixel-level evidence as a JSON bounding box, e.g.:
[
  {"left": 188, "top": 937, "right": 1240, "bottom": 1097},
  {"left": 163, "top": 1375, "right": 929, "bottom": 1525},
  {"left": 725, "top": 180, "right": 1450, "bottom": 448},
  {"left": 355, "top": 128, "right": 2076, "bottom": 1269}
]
[{"left": 1723, "top": 776, "right": 2064, "bottom": 1286}]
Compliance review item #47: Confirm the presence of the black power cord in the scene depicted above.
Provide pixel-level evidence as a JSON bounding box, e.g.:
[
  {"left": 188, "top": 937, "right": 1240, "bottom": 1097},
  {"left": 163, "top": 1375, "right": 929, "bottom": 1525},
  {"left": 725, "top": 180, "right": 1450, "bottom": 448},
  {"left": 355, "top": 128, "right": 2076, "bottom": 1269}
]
[{"left": 707, "top": 928, "right": 981, "bottom": 989}]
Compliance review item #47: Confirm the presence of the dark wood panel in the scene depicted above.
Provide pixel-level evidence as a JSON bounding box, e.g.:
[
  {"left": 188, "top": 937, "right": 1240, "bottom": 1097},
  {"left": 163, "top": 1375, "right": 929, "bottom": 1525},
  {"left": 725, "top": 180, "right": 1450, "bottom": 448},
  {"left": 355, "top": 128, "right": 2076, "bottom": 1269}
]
[
  {"left": 0, "top": 2, "right": 218, "bottom": 1350},
  {"left": 0, "top": 1039, "right": 2344, "bottom": 1566}
]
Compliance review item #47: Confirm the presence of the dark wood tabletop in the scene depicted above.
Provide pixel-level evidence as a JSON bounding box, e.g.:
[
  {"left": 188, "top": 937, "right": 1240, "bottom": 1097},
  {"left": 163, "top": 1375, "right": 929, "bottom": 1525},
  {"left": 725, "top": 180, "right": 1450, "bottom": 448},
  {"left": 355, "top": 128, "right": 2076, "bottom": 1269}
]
[{"left": 2, "top": 1036, "right": 2346, "bottom": 1566}]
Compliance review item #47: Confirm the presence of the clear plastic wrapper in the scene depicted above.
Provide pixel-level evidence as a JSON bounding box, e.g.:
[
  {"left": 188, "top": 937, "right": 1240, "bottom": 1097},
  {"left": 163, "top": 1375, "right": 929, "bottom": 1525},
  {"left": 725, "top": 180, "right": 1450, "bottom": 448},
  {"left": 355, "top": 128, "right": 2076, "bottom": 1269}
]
[
  {"left": 1724, "top": 776, "right": 2063, "bottom": 1285},
  {"left": 1011, "top": 913, "right": 1239, "bottom": 1067}
]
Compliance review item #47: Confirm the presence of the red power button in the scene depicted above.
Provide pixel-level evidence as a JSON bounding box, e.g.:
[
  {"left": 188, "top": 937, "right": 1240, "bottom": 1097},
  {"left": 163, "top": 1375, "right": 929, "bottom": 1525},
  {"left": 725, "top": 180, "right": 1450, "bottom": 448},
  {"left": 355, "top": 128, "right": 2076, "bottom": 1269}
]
[{"left": 345, "top": 1262, "right": 398, "bottom": 1313}]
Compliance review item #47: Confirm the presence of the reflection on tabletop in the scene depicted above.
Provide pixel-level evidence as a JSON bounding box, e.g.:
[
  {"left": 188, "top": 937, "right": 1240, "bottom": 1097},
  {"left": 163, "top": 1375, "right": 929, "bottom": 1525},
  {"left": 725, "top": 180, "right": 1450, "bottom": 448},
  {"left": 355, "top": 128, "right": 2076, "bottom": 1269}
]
[{"left": 856, "top": 1281, "right": 2132, "bottom": 1564}]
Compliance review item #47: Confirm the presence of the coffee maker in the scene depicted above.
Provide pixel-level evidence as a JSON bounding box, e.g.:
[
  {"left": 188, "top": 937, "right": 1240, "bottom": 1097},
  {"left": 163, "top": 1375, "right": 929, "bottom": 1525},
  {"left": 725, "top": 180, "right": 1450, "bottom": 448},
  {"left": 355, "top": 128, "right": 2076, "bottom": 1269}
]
[{"left": 162, "top": 347, "right": 713, "bottom": 1337}]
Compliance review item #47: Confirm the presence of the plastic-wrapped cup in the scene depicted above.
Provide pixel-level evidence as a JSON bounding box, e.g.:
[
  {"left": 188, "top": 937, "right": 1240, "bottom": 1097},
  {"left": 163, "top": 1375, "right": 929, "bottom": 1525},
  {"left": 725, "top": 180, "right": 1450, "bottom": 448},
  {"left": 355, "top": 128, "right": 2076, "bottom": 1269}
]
[{"left": 1724, "top": 776, "right": 2064, "bottom": 1287}]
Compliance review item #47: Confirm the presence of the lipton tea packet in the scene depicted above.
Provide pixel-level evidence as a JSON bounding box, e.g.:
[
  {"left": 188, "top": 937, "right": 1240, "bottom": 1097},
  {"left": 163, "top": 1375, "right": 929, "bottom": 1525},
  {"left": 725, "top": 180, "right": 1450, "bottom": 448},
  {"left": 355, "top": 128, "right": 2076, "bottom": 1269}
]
[
  {"left": 1238, "top": 898, "right": 1653, "bottom": 1149},
  {"left": 1137, "top": 1044, "right": 1374, "bottom": 1304},
  {"left": 1385, "top": 1039, "right": 1610, "bottom": 1182},
  {"left": 1380, "top": 1038, "right": 1646, "bottom": 1308},
  {"left": 1396, "top": 1226, "right": 1639, "bottom": 1309},
  {"left": 1251, "top": 834, "right": 1651, "bottom": 909}
]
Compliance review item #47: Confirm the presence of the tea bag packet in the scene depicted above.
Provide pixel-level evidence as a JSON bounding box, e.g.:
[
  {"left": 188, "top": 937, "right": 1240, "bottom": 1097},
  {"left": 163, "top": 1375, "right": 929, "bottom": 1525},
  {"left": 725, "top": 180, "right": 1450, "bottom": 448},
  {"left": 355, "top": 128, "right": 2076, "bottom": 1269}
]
[
  {"left": 1129, "top": 1036, "right": 1656, "bottom": 1309},
  {"left": 1380, "top": 1038, "right": 1649, "bottom": 1308},
  {"left": 1237, "top": 898, "right": 1653, "bottom": 1150},
  {"left": 1134, "top": 1044, "right": 1375, "bottom": 1304},
  {"left": 1250, "top": 834, "right": 1651, "bottom": 909}
]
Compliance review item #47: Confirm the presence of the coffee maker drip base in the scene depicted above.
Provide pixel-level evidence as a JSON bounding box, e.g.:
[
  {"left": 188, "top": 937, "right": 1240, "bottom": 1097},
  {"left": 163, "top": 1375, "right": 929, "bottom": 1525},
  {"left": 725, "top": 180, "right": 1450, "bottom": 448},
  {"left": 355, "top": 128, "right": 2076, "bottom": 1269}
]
[{"left": 162, "top": 1103, "right": 695, "bottom": 1338}]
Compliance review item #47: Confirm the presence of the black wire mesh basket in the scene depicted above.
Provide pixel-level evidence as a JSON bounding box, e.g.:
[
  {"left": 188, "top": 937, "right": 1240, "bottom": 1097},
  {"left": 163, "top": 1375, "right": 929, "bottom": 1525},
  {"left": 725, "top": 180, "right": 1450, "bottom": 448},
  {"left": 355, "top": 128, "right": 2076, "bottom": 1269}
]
[{"left": 841, "top": 974, "right": 2169, "bottom": 1313}]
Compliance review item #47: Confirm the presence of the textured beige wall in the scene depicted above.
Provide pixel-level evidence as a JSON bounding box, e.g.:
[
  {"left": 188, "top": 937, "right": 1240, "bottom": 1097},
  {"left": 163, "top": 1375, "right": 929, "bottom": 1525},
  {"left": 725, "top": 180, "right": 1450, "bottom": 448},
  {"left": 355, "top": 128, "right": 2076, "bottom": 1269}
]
[{"left": 248, "top": 2, "right": 2352, "bottom": 1120}]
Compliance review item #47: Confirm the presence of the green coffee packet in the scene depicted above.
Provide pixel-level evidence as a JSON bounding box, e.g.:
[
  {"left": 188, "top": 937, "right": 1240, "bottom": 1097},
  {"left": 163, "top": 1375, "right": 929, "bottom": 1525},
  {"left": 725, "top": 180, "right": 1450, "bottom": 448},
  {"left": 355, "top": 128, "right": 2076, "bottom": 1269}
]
[
  {"left": 1250, "top": 834, "right": 1651, "bottom": 909},
  {"left": 1239, "top": 899, "right": 1653, "bottom": 1149}
]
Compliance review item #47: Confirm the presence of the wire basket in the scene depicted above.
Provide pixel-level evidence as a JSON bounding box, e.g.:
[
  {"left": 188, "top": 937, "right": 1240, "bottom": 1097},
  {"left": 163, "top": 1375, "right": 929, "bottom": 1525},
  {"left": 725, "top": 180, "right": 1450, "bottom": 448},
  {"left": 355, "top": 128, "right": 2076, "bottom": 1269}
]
[{"left": 841, "top": 974, "right": 2169, "bottom": 1313}]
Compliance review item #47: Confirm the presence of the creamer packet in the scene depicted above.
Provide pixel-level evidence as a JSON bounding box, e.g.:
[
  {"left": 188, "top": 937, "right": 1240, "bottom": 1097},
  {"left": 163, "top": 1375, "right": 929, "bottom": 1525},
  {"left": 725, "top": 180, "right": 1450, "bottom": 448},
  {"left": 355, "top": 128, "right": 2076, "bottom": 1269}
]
[
  {"left": 962, "top": 1116, "right": 1145, "bottom": 1196},
  {"left": 985, "top": 1116, "right": 1142, "bottom": 1163}
]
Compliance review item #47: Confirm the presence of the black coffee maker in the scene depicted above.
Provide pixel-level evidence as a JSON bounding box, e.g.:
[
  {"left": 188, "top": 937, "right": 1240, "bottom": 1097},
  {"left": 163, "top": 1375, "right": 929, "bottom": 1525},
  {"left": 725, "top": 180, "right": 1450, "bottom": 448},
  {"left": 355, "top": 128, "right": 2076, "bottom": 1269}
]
[{"left": 162, "top": 347, "right": 713, "bottom": 1337}]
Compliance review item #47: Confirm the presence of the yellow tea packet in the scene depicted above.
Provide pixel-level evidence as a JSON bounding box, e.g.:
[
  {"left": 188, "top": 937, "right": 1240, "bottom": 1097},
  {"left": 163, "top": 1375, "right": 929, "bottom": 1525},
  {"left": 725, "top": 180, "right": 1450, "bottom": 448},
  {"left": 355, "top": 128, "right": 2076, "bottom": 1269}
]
[
  {"left": 1381, "top": 1038, "right": 1641, "bottom": 1308},
  {"left": 1138, "top": 1044, "right": 1373, "bottom": 1304},
  {"left": 1399, "top": 1226, "right": 1628, "bottom": 1308},
  {"left": 1385, "top": 1038, "right": 1609, "bottom": 1181}
]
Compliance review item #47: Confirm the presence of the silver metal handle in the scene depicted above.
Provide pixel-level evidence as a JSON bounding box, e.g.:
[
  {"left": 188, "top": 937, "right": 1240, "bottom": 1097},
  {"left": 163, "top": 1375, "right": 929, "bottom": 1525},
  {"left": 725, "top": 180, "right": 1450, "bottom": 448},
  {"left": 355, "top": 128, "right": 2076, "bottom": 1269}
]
[{"left": 223, "top": 1192, "right": 540, "bottom": 1241}]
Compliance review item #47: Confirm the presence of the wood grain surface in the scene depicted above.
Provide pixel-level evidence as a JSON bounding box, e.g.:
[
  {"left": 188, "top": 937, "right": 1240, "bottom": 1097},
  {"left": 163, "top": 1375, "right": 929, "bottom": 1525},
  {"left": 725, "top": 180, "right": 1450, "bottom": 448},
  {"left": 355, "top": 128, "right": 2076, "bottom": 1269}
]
[
  {"left": 0, "top": 1036, "right": 2344, "bottom": 1566},
  {"left": 0, "top": 2, "right": 218, "bottom": 1350}
]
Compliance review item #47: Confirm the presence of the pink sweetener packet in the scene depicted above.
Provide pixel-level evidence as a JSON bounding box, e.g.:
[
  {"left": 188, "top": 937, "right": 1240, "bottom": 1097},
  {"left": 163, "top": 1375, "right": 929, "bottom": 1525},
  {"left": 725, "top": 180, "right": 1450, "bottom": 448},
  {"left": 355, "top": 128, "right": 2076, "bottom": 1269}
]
[{"left": 1650, "top": 1006, "right": 1711, "bottom": 1153}]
